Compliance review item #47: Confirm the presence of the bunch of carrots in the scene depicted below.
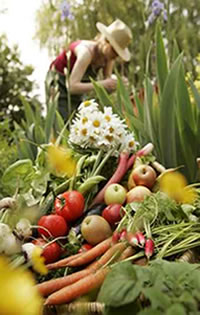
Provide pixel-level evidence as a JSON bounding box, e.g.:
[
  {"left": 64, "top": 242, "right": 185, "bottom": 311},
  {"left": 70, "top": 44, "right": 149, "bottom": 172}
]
[{"left": 37, "top": 230, "right": 154, "bottom": 306}]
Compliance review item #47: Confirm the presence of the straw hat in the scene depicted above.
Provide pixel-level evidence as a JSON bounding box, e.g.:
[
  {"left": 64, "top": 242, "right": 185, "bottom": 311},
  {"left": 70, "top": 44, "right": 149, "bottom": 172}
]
[{"left": 96, "top": 19, "right": 132, "bottom": 62}]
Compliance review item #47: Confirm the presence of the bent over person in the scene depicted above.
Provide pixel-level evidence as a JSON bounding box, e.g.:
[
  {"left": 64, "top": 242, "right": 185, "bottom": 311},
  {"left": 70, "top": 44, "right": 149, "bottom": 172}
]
[{"left": 45, "top": 19, "right": 132, "bottom": 120}]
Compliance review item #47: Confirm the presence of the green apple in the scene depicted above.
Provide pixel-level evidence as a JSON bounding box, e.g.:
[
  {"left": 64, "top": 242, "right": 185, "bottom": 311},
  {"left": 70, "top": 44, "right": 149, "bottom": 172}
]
[
  {"left": 81, "top": 215, "right": 112, "bottom": 245},
  {"left": 104, "top": 183, "right": 127, "bottom": 205}
]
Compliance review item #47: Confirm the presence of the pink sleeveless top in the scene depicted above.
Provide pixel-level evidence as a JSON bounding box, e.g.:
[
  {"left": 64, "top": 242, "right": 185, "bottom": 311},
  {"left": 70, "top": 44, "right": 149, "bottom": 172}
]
[{"left": 50, "top": 40, "right": 81, "bottom": 74}]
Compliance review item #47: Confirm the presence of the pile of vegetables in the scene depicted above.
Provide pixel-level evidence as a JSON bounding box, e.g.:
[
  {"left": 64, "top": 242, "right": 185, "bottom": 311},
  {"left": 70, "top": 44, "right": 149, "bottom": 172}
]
[{"left": 1, "top": 97, "right": 200, "bottom": 315}]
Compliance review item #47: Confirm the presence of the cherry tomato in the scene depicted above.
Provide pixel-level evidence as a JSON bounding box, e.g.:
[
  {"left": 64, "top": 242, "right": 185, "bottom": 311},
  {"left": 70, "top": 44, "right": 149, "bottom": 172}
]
[
  {"left": 54, "top": 190, "right": 85, "bottom": 222},
  {"left": 38, "top": 214, "right": 68, "bottom": 238},
  {"left": 33, "top": 238, "right": 62, "bottom": 264},
  {"left": 78, "top": 243, "right": 93, "bottom": 253}
]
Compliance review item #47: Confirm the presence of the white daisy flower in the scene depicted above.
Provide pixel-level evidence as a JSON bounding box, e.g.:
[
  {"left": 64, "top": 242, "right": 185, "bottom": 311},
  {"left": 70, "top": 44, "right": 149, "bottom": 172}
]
[
  {"left": 69, "top": 100, "right": 137, "bottom": 155},
  {"left": 78, "top": 99, "right": 99, "bottom": 114},
  {"left": 120, "top": 132, "right": 137, "bottom": 153}
]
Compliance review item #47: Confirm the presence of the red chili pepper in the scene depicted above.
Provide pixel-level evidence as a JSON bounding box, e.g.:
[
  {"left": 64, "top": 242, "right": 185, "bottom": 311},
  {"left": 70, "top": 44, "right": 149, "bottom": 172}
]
[{"left": 145, "top": 238, "right": 155, "bottom": 259}]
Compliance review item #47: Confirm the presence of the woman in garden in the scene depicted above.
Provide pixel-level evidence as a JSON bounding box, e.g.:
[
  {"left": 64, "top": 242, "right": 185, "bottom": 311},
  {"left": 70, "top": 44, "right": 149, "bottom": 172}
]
[{"left": 46, "top": 19, "right": 132, "bottom": 120}]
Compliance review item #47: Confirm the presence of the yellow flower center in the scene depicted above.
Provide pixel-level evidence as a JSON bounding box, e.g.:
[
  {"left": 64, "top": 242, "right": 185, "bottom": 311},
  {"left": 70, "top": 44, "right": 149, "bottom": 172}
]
[
  {"left": 83, "top": 100, "right": 91, "bottom": 107},
  {"left": 81, "top": 128, "right": 88, "bottom": 136},
  {"left": 82, "top": 117, "right": 88, "bottom": 124},
  {"left": 105, "top": 115, "right": 111, "bottom": 122},
  {"left": 105, "top": 135, "right": 113, "bottom": 142},
  {"left": 109, "top": 127, "right": 114, "bottom": 133},
  {"left": 128, "top": 140, "right": 135, "bottom": 148},
  {"left": 93, "top": 120, "right": 100, "bottom": 127}
]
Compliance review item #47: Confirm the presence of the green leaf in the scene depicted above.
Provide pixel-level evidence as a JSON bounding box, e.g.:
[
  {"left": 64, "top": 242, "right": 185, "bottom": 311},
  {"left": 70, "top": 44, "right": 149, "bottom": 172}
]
[
  {"left": 116, "top": 74, "right": 134, "bottom": 117},
  {"left": 91, "top": 79, "right": 114, "bottom": 110},
  {"left": 171, "top": 39, "right": 180, "bottom": 63},
  {"left": 155, "top": 23, "right": 168, "bottom": 94},
  {"left": 138, "top": 309, "right": 162, "bottom": 315},
  {"left": 158, "top": 54, "right": 182, "bottom": 167},
  {"left": 20, "top": 95, "right": 36, "bottom": 126},
  {"left": 166, "top": 304, "right": 187, "bottom": 315},
  {"left": 134, "top": 93, "right": 144, "bottom": 121},
  {"left": 143, "top": 286, "right": 171, "bottom": 310},
  {"left": 97, "top": 262, "right": 140, "bottom": 307},
  {"left": 34, "top": 124, "right": 46, "bottom": 145},
  {"left": 176, "top": 64, "right": 194, "bottom": 131},
  {"left": 2, "top": 159, "right": 35, "bottom": 194},
  {"left": 143, "top": 77, "right": 156, "bottom": 144},
  {"left": 45, "top": 94, "right": 58, "bottom": 142}
]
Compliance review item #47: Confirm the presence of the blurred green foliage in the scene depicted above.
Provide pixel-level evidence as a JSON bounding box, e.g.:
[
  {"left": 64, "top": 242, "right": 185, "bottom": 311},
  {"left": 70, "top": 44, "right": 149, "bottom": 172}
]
[
  {"left": 35, "top": 0, "right": 200, "bottom": 89},
  {"left": 0, "top": 119, "right": 18, "bottom": 198},
  {"left": 0, "top": 34, "right": 42, "bottom": 125}
]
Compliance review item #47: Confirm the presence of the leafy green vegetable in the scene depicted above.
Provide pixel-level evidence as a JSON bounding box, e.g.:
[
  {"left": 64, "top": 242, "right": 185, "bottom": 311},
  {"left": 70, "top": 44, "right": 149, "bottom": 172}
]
[
  {"left": 2, "top": 159, "right": 35, "bottom": 194},
  {"left": 97, "top": 260, "right": 200, "bottom": 314},
  {"left": 122, "top": 191, "right": 182, "bottom": 233},
  {"left": 98, "top": 262, "right": 139, "bottom": 307}
]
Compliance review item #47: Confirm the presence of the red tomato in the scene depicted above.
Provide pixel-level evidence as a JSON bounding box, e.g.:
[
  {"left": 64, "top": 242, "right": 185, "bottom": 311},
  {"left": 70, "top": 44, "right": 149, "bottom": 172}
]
[
  {"left": 38, "top": 214, "right": 68, "bottom": 238},
  {"left": 102, "top": 203, "right": 122, "bottom": 226},
  {"left": 33, "top": 238, "right": 62, "bottom": 264},
  {"left": 54, "top": 190, "right": 85, "bottom": 222},
  {"left": 78, "top": 243, "right": 93, "bottom": 253}
]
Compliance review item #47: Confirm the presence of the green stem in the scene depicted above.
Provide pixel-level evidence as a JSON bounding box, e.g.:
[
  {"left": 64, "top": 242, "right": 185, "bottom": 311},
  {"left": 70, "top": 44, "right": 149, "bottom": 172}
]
[
  {"left": 93, "top": 148, "right": 115, "bottom": 176},
  {"left": 0, "top": 209, "right": 10, "bottom": 223},
  {"left": 91, "top": 150, "right": 103, "bottom": 176},
  {"left": 112, "top": 251, "right": 145, "bottom": 267},
  {"left": 10, "top": 256, "right": 25, "bottom": 269}
]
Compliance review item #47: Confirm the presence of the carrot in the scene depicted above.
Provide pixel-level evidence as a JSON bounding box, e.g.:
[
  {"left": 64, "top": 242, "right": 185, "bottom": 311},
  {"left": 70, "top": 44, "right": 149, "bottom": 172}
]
[
  {"left": 118, "top": 245, "right": 135, "bottom": 261},
  {"left": 87, "top": 241, "right": 126, "bottom": 270},
  {"left": 37, "top": 269, "right": 92, "bottom": 297},
  {"left": 66, "top": 237, "right": 112, "bottom": 268},
  {"left": 46, "top": 252, "right": 82, "bottom": 270},
  {"left": 90, "top": 152, "right": 129, "bottom": 206},
  {"left": 45, "top": 267, "right": 109, "bottom": 305},
  {"left": 38, "top": 241, "right": 124, "bottom": 297}
]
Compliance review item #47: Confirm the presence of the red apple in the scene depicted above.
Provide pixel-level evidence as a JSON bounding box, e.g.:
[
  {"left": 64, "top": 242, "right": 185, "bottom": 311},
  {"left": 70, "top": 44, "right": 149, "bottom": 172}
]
[
  {"left": 131, "top": 164, "right": 157, "bottom": 189},
  {"left": 102, "top": 204, "right": 122, "bottom": 226},
  {"left": 126, "top": 186, "right": 151, "bottom": 203},
  {"left": 104, "top": 183, "right": 127, "bottom": 205}
]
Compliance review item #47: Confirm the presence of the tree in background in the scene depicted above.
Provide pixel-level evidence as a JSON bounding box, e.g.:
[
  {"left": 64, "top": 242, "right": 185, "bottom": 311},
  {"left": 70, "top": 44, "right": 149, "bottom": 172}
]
[
  {"left": 35, "top": 0, "right": 200, "bottom": 89},
  {"left": 0, "top": 34, "right": 41, "bottom": 124}
]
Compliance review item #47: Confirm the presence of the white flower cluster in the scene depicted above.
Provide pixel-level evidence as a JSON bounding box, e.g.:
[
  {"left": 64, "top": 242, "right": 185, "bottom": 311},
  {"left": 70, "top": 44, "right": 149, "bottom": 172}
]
[{"left": 69, "top": 100, "right": 137, "bottom": 155}]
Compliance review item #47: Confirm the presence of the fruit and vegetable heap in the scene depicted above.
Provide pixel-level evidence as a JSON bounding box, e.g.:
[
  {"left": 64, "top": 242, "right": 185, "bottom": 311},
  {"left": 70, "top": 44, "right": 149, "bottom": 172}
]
[{"left": 1, "top": 99, "right": 200, "bottom": 315}]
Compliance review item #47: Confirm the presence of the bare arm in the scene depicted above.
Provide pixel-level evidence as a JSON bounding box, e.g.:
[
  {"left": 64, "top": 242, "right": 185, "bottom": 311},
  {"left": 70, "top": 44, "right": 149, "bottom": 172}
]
[
  {"left": 68, "top": 44, "right": 117, "bottom": 95},
  {"left": 103, "top": 60, "right": 115, "bottom": 78}
]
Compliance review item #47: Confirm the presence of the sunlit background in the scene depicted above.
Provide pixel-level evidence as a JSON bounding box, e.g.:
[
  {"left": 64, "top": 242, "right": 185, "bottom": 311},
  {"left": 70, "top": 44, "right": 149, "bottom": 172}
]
[{"left": 0, "top": 0, "right": 50, "bottom": 104}]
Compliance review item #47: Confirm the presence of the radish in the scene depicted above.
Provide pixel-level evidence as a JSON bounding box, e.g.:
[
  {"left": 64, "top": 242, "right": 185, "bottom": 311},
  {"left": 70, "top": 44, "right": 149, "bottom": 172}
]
[
  {"left": 125, "top": 232, "right": 139, "bottom": 246},
  {"left": 145, "top": 238, "right": 155, "bottom": 259},
  {"left": 135, "top": 231, "right": 146, "bottom": 247},
  {"left": 119, "top": 229, "right": 127, "bottom": 241}
]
